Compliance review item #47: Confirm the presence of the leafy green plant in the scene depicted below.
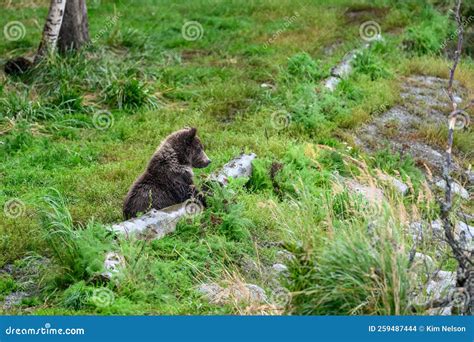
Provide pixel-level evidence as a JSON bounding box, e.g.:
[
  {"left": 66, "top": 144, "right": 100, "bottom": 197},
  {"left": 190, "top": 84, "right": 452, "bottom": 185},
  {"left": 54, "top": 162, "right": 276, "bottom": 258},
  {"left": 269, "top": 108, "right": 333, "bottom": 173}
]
[
  {"left": 0, "top": 274, "right": 17, "bottom": 299},
  {"left": 248, "top": 159, "right": 273, "bottom": 192},
  {"left": 205, "top": 184, "right": 254, "bottom": 241},
  {"left": 61, "top": 281, "right": 93, "bottom": 310}
]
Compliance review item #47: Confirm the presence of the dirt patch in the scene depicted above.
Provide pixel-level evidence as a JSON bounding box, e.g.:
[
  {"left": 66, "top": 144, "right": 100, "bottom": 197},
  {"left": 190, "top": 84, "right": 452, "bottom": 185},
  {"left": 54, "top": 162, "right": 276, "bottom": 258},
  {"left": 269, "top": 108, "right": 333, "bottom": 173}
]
[
  {"left": 355, "top": 75, "right": 469, "bottom": 177},
  {"left": 180, "top": 49, "right": 212, "bottom": 62},
  {"left": 344, "top": 6, "right": 389, "bottom": 23}
]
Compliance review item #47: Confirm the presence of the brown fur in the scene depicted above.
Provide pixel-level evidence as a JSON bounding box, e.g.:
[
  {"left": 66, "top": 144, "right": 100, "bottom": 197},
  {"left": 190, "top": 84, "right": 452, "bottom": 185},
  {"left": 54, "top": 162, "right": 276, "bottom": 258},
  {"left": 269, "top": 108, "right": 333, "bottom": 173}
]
[{"left": 123, "top": 127, "right": 211, "bottom": 219}]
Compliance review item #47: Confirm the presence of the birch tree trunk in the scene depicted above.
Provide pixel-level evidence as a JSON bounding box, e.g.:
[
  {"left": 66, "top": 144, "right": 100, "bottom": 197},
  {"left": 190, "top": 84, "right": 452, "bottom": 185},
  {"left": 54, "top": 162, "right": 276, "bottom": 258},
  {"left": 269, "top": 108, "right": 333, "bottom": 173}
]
[
  {"left": 35, "top": 0, "right": 67, "bottom": 63},
  {"left": 57, "top": 0, "right": 90, "bottom": 53}
]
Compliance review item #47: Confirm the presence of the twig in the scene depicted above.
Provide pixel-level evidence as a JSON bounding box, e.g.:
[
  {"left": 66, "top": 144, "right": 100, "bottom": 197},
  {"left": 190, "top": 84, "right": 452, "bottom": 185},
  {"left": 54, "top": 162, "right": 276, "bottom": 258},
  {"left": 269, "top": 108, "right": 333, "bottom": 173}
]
[{"left": 440, "top": 0, "right": 473, "bottom": 316}]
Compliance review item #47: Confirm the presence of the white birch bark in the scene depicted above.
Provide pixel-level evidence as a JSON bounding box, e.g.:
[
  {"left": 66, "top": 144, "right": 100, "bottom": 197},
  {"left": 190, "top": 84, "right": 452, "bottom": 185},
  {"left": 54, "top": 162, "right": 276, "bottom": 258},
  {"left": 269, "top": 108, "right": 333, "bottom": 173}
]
[{"left": 35, "top": 0, "right": 67, "bottom": 62}]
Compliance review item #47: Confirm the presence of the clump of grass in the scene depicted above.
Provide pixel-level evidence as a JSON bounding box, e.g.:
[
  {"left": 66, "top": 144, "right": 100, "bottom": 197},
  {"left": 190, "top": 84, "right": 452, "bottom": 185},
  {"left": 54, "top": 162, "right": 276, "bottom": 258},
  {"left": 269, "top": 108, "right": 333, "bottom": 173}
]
[
  {"left": 353, "top": 49, "right": 391, "bottom": 80},
  {"left": 106, "top": 28, "right": 149, "bottom": 50},
  {"left": 1, "top": 120, "right": 34, "bottom": 154},
  {"left": 0, "top": 274, "right": 17, "bottom": 300},
  {"left": 371, "top": 149, "right": 425, "bottom": 185},
  {"left": 41, "top": 190, "right": 113, "bottom": 285},
  {"left": 50, "top": 84, "right": 84, "bottom": 113},
  {"left": 285, "top": 218, "right": 411, "bottom": 315},
  {"left": 248, "top": 158, "right": 273, "bottom": 192},
  {"left": 103, "top": 78, "right": 159, "bottom": 110},
  {"left": 285, "top": 52, "right": 324, "bottom": 82},
  {"left": 401, "top": 7, "right": 450, "bottom": 55}
]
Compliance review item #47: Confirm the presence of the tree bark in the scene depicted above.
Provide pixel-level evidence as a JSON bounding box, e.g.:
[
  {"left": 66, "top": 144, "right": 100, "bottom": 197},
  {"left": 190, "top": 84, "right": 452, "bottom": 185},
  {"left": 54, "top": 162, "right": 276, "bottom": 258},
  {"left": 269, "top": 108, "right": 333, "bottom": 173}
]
[
  {"left": 35, "top": 0, "right": 67, "bottom": 63},
  {"left": 57, "top": 0, "right": 90, "bottom": 53}
]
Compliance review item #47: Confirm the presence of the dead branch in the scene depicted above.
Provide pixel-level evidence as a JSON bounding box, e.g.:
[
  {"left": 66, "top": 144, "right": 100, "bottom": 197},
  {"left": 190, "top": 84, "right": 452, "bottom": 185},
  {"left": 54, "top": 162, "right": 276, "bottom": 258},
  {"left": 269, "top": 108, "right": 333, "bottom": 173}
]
[{"left": 440, "top": 0, "right": 473, "bottom": 316}]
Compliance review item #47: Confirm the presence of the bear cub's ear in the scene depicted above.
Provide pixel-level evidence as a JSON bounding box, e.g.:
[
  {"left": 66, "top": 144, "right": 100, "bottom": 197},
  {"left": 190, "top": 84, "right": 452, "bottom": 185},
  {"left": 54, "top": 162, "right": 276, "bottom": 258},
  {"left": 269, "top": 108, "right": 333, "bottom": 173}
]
[{"left": 186, "top": 127, "right": 197, "bottom": 141}]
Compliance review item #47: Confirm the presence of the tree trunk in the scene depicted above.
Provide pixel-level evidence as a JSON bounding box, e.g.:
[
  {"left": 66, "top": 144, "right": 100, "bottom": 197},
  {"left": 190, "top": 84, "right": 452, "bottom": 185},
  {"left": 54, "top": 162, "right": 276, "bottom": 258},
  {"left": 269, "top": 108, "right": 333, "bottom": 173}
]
[
  {"left": 35, "top": 0, "right": 67, "bottom": 63},
  {"left": 57, "top": 0, "right": 90, "bottom": 53}
]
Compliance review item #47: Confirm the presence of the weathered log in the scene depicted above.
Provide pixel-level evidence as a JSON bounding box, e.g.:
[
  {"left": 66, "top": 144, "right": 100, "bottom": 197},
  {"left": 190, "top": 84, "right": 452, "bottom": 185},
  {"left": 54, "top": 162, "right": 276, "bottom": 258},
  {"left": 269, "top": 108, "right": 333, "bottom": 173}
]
[{"left": 322, "top": 39, "right": 382, "bottom": 91}]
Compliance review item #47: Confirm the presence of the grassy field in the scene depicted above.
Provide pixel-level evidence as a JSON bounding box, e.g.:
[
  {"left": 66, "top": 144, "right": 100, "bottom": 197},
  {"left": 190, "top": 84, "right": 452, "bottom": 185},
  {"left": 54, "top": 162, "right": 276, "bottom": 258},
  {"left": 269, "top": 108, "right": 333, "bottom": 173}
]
[{"left": 0, "top": 0, "right": 473, "bottom": 315}]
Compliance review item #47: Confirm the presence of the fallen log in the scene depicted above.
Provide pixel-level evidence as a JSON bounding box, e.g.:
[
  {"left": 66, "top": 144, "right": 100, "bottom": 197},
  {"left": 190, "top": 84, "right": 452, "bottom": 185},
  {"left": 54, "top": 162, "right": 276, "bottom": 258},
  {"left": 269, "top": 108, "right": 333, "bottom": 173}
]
[{"left": 323, "top": 38, "right": 382, "bottom": 91}]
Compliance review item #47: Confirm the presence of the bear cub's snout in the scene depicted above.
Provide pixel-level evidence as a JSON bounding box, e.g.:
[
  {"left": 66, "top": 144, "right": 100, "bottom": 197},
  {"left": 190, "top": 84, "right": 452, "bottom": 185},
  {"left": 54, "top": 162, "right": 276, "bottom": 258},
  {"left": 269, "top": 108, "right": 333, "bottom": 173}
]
[{"left": 122, "top": 127, "right": 210, "bottom": 219}]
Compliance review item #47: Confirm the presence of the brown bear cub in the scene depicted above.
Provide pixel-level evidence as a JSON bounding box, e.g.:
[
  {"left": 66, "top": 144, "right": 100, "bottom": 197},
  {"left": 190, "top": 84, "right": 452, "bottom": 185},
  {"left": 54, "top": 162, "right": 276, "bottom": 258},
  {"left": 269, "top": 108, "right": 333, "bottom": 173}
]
[{"left": 123, "top": 127, "right": 211, "bottom": 219}]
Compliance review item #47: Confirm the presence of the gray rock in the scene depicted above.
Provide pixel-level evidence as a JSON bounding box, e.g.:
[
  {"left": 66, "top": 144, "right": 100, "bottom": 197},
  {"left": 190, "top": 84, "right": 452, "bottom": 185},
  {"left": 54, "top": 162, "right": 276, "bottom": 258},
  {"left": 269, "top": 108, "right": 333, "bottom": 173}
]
[
  {"left": 197, "top": 283, "right": 223, "bottom": 299},
  {"left": 197, "top": 282, "right": 267, "bottom": 305},
  {"left": 465, "top": 169, "right": 474, "bottom": 184},
  {"left": 408, "top": 222, "right": 424, "bottom": 242},
  {"left": 411, "top": 252, "right": 436, "bottom": 274},
  {"left": 456, "top": 221, "right": 474, "bottom": 251},
  {"left": 435, "top": 179, "right": 469, "bottom": 200},
  {"left": 102, "top": 252, "right": 126, "bottom": 280},
  {"left": 341, "top": 177, "right": 385, "bottom": 204},
  {"left": 378, "top": 173, "right": 408, "bottom": 195},
  {"left": 430, "top": 219, "right": 444, "bottom": 235},
  {"left": 457, "top": 221, "right": 474, "bottom": 236},
  {"left": 276, "top": 250, "right": 295, "bottom": 262},
  {"left": 427, "top": 306, "right": 452, "bottom": 315},
  {"left": 3, "top": 291, "right": 28, "bottom": 309},
  {"left": 271, "top": 263, "right": 288, "bottom": 274}
]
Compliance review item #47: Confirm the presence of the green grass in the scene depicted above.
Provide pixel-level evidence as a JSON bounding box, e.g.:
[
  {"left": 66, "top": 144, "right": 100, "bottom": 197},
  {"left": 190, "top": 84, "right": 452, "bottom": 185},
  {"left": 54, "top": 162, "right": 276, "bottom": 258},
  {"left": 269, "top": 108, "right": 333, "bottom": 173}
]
[{"left": 0, "top": 0, "right": 472, "bottom": 315}]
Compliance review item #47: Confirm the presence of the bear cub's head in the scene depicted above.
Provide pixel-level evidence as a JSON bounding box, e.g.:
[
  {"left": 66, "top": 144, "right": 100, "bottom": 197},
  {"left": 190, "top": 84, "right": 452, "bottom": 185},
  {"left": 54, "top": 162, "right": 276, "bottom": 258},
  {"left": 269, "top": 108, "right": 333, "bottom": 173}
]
[{"left": 168, "top": 127, "right": 211, "bottom": 168}]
